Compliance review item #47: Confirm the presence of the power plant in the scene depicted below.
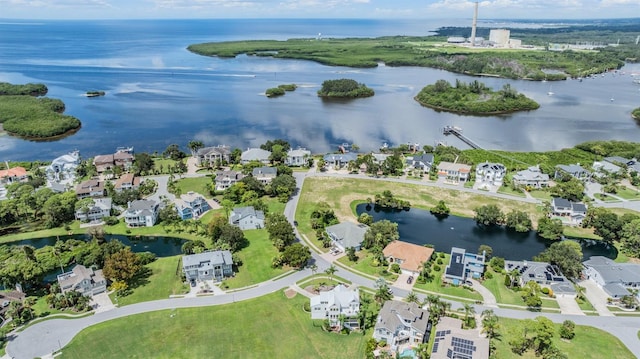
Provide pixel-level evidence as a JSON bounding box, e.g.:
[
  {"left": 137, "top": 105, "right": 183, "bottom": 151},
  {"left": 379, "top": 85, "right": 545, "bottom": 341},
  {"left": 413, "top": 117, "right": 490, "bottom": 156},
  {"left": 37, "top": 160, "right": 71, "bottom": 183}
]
[{"left": 470, "top": 1, "right": 478, "bottom": 47}]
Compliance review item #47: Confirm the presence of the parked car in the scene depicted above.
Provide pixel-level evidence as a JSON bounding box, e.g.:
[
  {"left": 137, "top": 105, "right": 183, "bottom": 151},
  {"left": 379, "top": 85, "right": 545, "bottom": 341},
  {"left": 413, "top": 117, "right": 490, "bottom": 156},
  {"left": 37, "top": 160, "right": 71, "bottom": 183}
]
[
  {"left": 189, "top": 279, "right": 196, "bottom": 287},
  {"left": 407, "top": 276, "right": 414, "bottom": 284},
  {"left": 1, "top": 301, "right": 9, "bottom": 308},
  {"left": 293, "top": 220, "right": 298, "bottom": 227}
]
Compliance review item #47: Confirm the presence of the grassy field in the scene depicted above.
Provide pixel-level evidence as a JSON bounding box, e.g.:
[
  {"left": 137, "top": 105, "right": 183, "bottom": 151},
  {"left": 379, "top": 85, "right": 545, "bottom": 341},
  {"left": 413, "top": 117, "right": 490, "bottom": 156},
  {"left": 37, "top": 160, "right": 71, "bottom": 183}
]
[
  {"left": 173, "top": 176, "right": 214, "bottom": 197},
  {"left": 497, "top": 186, "right": 526, "bottom": 197},
  {"left": 615, "top": 188, "right": 640, "bottom": 200},
  {"left": 492, "top": 317, "right": 635, "bottom": 359},
  {"left": 337, "top": 249, "right": 398, "bottom": 281},
  {"left": 482, "top": 270, "right": 527, "bottom": 306},
  {"left": 223, "top": 229, "right": 288, "bottom": 289},
  {"left": 110, "top": 255, "right": 188, "bottom": 306},
  {"left": 563, "top": 226, "right": 602, "bottom": 240},
  {"left": 61, "top": 291, "right": 369, "bottom": 359}
]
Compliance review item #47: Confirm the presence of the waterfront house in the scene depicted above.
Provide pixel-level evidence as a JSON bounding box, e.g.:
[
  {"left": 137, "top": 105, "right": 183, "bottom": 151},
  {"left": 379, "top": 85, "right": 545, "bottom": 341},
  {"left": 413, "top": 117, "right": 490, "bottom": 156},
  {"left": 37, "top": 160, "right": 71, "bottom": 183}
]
[
  {"left": 593, "top": 159, "right": 622, "bottom": 176},
  {"left": 74, "top": 197, "right": 112, "bottom": 222},
  {"left": 214, "top": 170, "right": 244, "bottom": 191},
  {"left": 229, "top": 206, "right": 265, "bottom": 230},
  {"left": 475, "top": 161, "right": 506, "bottom": 186},
  {"left": 285, "top": 147, "right": 311, "bottom": 166},
  {"left": 554, "top": 164, "right": 592, "bottom": 181},
  {"left": 241, "top": 148, "right": 271, "bottom": 165},
  {"left": 373, "top": 300, "right": 431, "bottom": 351},
  {"left": 124, "top": 199, "right": 159, "bottom": 227},
  {"left": 603, "top": 156, "right": 640, "bottom": 173},
  {"left": 325, "top": 222, "right": 368, "bottom": 252},
  {"left": 444, "top": 247, "right": 486, "bottom": 284},
  {"left": 195, "top": 145, "right": 231, "bottom": 167},
  {"left": 0, "top": 166, "right": 28, "bottom": 185},
  {"left": 405, "top": 153, "right": 434, "bottom": 173},
  {"left": 504, "top": 260, "right": 575, "bottom": 296},
  {"left": 584, "top": 256, "right": 640, "bottom": 301},
  {"left": 383, "top": 241, "right": 434, "bottom": 276},
  {"left": 182, "top": 250, "right": 233, "bottom": 283},
  {"left": 75, "top": 179, "right": 106, "bottom": 199},
  {"left": 437, "top": 162, "right": 471, "bottom": 183},
  {"left": 431, "top": 317, "right": 489, "bottom": 359},
  {"left": 512, "top": 165, "right": 550, "bottom": 189},
  {"left": 551, "top": 197, "right": 587, "bottom": 225},
  {"left": 310, "top": 284, "right": 360, "bottom": 329},
  {"left": 252, "top": 166, "right": 277, "bottom": 185},
  {"left": 114, "top": 173, "right": 142, "bottom": 192},
  {"left": 175, "top": 191, "right": 210, "bottom": 220},
  {"left": 57, "top": 264, "right": 107, "bottom": 297},
  {"left": 323, "top": 153, "right": 358, "bottom": 170},
  {"left": 93, "top": 147, "right": 134, "bottom": 176},
  {"left": 46, "top": 150, "right": 80, "bottom": 183}
]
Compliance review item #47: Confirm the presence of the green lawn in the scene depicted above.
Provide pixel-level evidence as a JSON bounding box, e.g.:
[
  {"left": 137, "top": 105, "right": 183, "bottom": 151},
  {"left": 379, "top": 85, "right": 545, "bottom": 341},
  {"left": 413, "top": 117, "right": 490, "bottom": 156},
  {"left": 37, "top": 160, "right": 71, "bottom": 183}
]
[
  {"left": 61, "top": 291, "right": 368, "bottom": 359},
  {"left": 173, "top": 176, "right": 214, "bottom": 197},
  {"left": 528, "top": 189, "right": 552, "bottom": 201},
  {"left": 497, "top": 186, "right": 526, "bottom": 198},
  {"left": 563, "top": 226, "right": 602, "bottom": 240},
  {"left": 492, "top": 317, "right": 635, "bottom": 359},
  {"left": 296, "top": 274, "right": 351, "bottom": 287},
  {"left": 110, "top": 255, "right": 188, "bottom": 306},
  {"left": 615, "top": 188, "right": 640, "bottom": 200},
  {"left": 0, "top": 221, "right": 82, "bottom": 244},
  {"left": 32, "top": 296, "right": 66, "bottom": 317},
  {"left": 412, "top": 254, "right": 482, "bottom": 301},
  {"left": 594, "top": 193, "right": 621, "bottom": 202},
  {"left": 337, "top": 249, "right": 398, "bottom": 281},
  {"left": 152, "top": 158, "right": 178, "bottom": 174},
  {"left": 576, "top": 297, "right": 595, "bottom": 312},
  {"left": 482, "top": 271, "right": 527, "bottom": 306},
  {"left": 614, "top": 242, "right": 631, "bottom": 263},
  {"left": 223, "top": 229, "right": 288, "bottom": 289}
]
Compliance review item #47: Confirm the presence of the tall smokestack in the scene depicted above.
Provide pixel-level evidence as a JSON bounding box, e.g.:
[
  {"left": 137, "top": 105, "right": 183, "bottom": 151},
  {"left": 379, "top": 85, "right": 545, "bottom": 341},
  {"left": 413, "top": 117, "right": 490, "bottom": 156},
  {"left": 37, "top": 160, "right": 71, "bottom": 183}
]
[{"left": 470, "top": 2, "right": 478, "bottom": 47}]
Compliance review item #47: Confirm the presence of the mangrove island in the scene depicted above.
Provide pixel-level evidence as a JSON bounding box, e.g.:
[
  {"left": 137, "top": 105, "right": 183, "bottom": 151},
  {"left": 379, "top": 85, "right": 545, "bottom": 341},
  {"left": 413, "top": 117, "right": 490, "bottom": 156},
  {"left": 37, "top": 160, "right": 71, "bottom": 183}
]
[
  {"left": 317, "top": 79, "right": 374, "bottom": 99},
  {"left": 85, "top": 91, "right": 106, "bottom": 97},
  {"left": 265, "top": 84, "right": 297, "bottom": 98}
]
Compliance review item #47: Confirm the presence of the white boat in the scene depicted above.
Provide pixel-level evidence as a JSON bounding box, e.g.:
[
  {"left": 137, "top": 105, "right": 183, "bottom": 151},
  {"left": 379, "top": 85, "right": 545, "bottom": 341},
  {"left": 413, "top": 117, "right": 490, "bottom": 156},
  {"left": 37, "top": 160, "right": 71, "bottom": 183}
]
[{"left": 547, "top": 85, "right": 554, "bottom": 96}]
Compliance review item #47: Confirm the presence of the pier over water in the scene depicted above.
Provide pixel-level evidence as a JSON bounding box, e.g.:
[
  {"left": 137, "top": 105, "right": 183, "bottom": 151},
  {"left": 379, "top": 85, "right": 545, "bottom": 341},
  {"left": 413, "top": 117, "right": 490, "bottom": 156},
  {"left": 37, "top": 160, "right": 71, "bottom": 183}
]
[{"left": 442, "top": 126, "right": 482, "bottom": 149}]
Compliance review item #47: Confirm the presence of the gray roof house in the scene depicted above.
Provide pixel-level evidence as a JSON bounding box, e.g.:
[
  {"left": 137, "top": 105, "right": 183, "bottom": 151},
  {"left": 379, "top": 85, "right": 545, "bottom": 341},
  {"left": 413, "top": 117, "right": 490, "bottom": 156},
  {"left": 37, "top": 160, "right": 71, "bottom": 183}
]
[
  {"left": 124, "top": 199, "right": 159, "bottom": 227},
  {"left": 445, "top": 247, "right": 485, "bottom": 284},
  {"left": 373, "top": 300, "right": 431, "bottom": 351},
  {"left": 325, "top": 222, "right": 368, "bottom": 252},
  {"left": 431, "top": 317, "right": 490, "bottom": 359},
  {"left": 74, "top": 197, "right": 112, "bottom": 222},
  {"left": 584, "top": 256, "right": 640, "bottom": 300},
  {"left": 57, "top": 264, "right": 107, "bottom": 297},
  {"left": 593, "top": 160, "right": 622, "bottom": 176},
  {"left": 241, "top": 148, "right": 271, "bottom": 165},
  {"left": 75, "top": 179, "right": 105, "bottom": 199},
  {"left": 182, "top": 250, "right": 233, "bottom": 283},
  {"left": 554, "top": 164, "right": 592, "bottom": 181},
  {"left": 475, "top": 161, "right": 506, "bottom": 186},
  {"left": 604, "top": 156, "right": 640, "bottom": 173},
  {"left": 285, "top": 147, "right": 311, "bottom": 166},
  {"left": 252, "top": 166, "right": 277, "bottom": 184},
  {"left": 195, "top": 145, "right": 231, "bottom": 166},
  {"left": 505, "top": 260, "right": 575, "bottom": 297},
  {"left": 551, "top": 197, "right": 587, "bottom": 225},
  {"left": 405, "top": 153, "right": 434, "bottom": 172},
  {"left": 214, "top": 170, "right": 245, "bottom": 191},
  {"left": 310, "top": 284, "right": 360, "bottom": 329},
  {"left": 229, "top": 206, "right": 265, "bottom": 230},
  {"left": 512, "top": 165, "right": 550, "bottom": 188},
  {"left": 323, "top": 153, "right": 358, "bottom": 169}
]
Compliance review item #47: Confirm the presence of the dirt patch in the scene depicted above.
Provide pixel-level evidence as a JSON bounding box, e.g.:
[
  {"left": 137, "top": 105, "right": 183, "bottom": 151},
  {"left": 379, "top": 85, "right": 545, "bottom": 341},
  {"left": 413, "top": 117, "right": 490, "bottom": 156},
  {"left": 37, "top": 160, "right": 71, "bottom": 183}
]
[{"left": 284, "top": 288, "right": 297, "bottom": 298}]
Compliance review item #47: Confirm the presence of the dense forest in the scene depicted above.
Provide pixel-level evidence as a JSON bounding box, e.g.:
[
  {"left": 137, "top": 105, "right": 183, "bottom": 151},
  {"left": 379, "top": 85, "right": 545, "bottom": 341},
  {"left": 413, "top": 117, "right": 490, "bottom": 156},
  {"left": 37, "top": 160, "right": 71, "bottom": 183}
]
[
  {"left": 317, "top": 79, "right": 374, "bottom": 98},
  {"left": 0, "top": 96, "right": 81, "bottom": 138}
]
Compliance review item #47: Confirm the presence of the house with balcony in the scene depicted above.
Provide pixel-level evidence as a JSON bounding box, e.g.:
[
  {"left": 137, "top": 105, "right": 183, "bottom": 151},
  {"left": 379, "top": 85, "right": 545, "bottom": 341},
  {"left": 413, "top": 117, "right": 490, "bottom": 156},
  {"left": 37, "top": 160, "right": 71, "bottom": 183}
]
[
  {"left": 325, "top": 222, "right": 368, "bottom": 252},
  {"left": 584, "top": 256, "right": 640, "bottom": 301},
  {"left": 252, "top": 166, "right": 277, "bottom": 185},
  {"left": 323, "top": 153, "right": 358, "bottom": 170},
  {"left": 175, "top": 191, "right": 210, "bottom": 220},
  {"left": 46, "top": 150, "right": 80, "bottom": 183},
  {"left": 74, "top": 197, "right": 112, "bottom": 222},
  {"left": 229, "top": 206, "right": 265, "bottom": 230},
  {"left": 475, "top": 161, "right": 506, "bottom": 186},
  {"left": 75, "top": 179, "right": 106, "bottom": 199},
  {"left": 310, "top": 284, "right": 360, "bottom": 329},
  {"left": 241, "top": 148, "right": 271, "bottom": 165},
  {"left": 214, "top": 170, "right": 244, "bottom": 191},
  {"left": 383, "top": 241, "right": 434, "bottom": 276},
  {"left": 405, "top": 153, "right": 434, "bottom": 173},
  {"left": 195, "top": 145, "right": 231, "bottom": 167},
  {"left": 182, "top": 250, "right": 233, "bottom": 283},
  {"left": 437, "top": 162, "right": 471, "bottom": 183},
  {"left": 551, "top": 197, "right": 587, "bottom": 225},
  {"left": 93, "top": 147, "right": 134, "bottom": 176},
  {"left": 512, "top": 165, "right": 550, "bottom": 189},
  {"left": 0, "top": 166, "right": 28, "bottom": 185},
  {"left": 57, "top": 264, "right": 107, "bottom": 297},
  {"left": 373, "top": 300, "right": 431, "bottom": 351},
  {"left": 114, "top": 173, "right": 142, "bottom": 192},
  {"left": 431, "top": 317, "right": 489, "bottom": 359},
  {"left": 124, "top": 199, "right": 159, "bottom": 227},
  {"left": 554, "top": 164, "right": 592, "bottom": 181},
  {"left": 285, "top": 147, "right": 311, "bottom": 166},
  {"left": 444, "top": 247, "right": 486, "bottom": 285}
]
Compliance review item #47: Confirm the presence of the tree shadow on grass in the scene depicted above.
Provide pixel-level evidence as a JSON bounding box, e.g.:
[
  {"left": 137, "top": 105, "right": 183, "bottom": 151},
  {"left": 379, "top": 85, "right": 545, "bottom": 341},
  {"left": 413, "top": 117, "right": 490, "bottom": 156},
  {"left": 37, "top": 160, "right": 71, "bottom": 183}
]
[{"left": 122, "top": 267, "right": 153, "bottom": 296}]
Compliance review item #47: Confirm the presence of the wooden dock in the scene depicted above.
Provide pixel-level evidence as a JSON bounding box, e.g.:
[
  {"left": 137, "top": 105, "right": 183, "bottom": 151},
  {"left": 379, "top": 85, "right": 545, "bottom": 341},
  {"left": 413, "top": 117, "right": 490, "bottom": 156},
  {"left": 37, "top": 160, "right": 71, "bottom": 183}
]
[{"left": 442, "top": 126, "right": 481, "bottom": 149}]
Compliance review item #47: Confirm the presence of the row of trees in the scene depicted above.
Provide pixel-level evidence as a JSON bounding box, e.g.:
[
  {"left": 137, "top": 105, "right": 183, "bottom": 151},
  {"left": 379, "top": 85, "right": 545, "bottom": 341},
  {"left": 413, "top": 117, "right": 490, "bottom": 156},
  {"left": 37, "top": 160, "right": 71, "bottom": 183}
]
[
  {"left": 473, "top": 204, "right": 533, "bottom": 232},
  {"left": 267, "top": 213, "right": 310, "bottom": 268},
  {"left": 582, "top": 207, "right": 640, "bottom": 257}
]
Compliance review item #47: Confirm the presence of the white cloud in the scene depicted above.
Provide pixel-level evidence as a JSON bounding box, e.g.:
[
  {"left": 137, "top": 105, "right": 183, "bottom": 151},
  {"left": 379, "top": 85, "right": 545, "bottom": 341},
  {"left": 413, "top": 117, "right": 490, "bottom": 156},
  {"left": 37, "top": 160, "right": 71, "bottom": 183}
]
[{"left": 152, "top": 0, "right": 257, "bottom": 9}]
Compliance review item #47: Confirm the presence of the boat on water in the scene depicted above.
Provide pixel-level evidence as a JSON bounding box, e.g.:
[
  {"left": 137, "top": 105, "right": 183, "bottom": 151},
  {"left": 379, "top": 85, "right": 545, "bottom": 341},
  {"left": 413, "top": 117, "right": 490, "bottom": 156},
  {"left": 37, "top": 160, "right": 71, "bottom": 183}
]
[{"left": 547, "top": 85, "right": 554, "bottom": 96}]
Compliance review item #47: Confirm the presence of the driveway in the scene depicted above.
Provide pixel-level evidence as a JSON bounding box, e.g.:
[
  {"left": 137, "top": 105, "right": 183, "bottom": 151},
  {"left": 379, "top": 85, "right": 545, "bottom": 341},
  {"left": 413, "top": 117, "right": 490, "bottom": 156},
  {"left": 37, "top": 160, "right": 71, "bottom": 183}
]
[
  {"left": 556, "top": 295, "right": 585, "bottom": 315},
  {"left": 90, "top": 292, "right": 115, "bottom": 314},
  {"left": 392, "top": 272, "right": 415, "bottom": 292},
  {"left": 579, "top": 279, "right": 614, "bottom": 316}
]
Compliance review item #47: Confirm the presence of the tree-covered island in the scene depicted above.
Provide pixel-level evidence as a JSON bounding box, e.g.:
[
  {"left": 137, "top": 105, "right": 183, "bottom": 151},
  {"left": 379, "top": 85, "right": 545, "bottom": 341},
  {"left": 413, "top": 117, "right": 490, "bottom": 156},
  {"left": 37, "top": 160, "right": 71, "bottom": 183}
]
[
  {"left": 632, "top": 107, "right": 640, "bottom": 121},
  {"left": 317, "top": 79, "right": 374, "bottom": 99},
  {"left": 265, "top": 84, "right": 297, "bottom": 98},
  {"left": 415, "top": 79, "right": 539, "bottom": 115},
  {"left": 0, "top": 83, "right": 81, "bottom": 139},
  {"left": 85, "top": 91, "right": 106, "bottom": 97}
]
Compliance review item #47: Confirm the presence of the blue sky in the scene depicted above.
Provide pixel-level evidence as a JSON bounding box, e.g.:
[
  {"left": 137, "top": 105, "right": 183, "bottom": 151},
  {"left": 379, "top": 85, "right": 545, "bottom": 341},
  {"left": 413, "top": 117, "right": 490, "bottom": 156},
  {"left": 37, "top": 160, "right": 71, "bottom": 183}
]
[{"left": 0, "top": 0, "right": 637, "bottom": 20}]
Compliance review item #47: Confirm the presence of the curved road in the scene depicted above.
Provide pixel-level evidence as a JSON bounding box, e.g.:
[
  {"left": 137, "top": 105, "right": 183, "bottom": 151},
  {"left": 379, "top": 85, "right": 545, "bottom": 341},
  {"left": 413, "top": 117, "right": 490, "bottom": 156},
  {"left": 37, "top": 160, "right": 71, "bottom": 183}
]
[{"left": 7, "top": 171, "right": 640, "bottom": 358}]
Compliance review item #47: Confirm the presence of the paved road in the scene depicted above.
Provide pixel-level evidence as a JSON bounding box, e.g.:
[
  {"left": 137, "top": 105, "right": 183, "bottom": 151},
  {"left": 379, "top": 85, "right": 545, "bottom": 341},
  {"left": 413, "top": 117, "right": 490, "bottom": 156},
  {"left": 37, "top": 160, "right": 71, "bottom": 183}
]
[{"left": 7, "top": 169, "right": 640, "bottom": 358}]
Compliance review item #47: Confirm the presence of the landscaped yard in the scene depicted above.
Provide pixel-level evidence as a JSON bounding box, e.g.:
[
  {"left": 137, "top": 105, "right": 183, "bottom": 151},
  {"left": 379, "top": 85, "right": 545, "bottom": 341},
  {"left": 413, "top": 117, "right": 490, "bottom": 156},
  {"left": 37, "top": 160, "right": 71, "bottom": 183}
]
[
  {"left": 492, "top": 317, "right": 635, "bottom": 359},
  {"left": 173, "top": 176, "right": 214, "bottom": 197},
  {"left": 412, "top": 253, "right": 482, "bottom": 301},
  {"left": 527, "top": 189, "right": 552, "bottom": 201},
  {"left": 337, "top": 249, "right": 398, "bottom": 281},
  {"left": 615, "top": 188, "right": 640, "bottom": 200},
  {"left": 61, "top": 291, "right": 369, "bottom": 359},
  {"left": 497, "top": 186, "right": 526, "bottom": 198},
  {"left": 481, "top": 269, "right": 559, "bottom": 310},
  {"left": 110, "top": 255, "right": 188, "bottom": 306},
  {"left": 223, "top": 229, "right": 288, "bottom": 289}
]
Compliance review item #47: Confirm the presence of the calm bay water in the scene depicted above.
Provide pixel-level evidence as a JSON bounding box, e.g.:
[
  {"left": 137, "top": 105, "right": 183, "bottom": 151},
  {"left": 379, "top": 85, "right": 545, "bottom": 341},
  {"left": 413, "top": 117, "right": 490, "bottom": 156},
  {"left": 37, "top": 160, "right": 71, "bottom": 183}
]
[
  {"left": 356, "top": 204, "right": 616, "bottom": 260},
  {"left": 0, "top": 19, "right": 639, "bottom": 161}
]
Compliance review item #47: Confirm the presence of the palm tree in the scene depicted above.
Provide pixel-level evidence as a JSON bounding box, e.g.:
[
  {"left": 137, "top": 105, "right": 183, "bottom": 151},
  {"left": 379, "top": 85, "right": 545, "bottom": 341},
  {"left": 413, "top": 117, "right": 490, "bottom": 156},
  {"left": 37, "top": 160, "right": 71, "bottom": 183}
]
[
  {"left": 374, "top": 283, "right": 393, "bottom": 304},
  {"left": 187, "top": 140, "right": 204, "bottom": 156},
  {"left": 310, "top": 264, "right": 318, "bottom": 275},
  {"left": 463, "top": 303, "right": 476, "bottom": 328},
  {"left": 424, "top": 294, "right": 440, "bottom": 309},
  {"left": 404, "top": 291, "right": 419, "bottom": 304},
  {"left": 324, "top": 264, "right": 337, "bottom": 283},
  {"left": 509, "top": 268, "right": 521, "bottom": 288},
  {"left": 481, "top": 309, "right": 499, "bottom": 340}
]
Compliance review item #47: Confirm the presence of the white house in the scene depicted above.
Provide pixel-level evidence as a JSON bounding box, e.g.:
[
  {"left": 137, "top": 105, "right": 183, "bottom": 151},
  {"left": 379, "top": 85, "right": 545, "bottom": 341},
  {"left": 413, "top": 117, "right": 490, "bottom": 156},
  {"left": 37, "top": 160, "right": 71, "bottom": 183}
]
[
  {"left": 475, "top": 161, "right": 506, "bottom": 186},
  {"left": 252, "top": 166, "right": 277, "bottom": 185},
  {"left": 195, "top": 145, "right": 231, "bottom": 166},
  {"left": 46, "top": 150, "right": 80, "bottom": 183},
  {"left": 437, "top": 162, "right": 471, "bottom": 183},
  {"left": 124, "top": 199, "right": 159, "bottom": 227},
  {"left": 182, "top": 250, "right": 234, "bottom": 283},
  {"left": 551, "top": 197, "right": 587, "bottom": 225},
  {"left": 584, "top": 256, "right": 640, "bottom": 301},
  {"left": 229, "top": 206, "right": 265, "bottom": 230},
  {"left": 241, "top": 148, "right": 271, "bottom": 165},
  {"left": 373, "top": 300, "right": 431, "bottom": 351},
  {"left": 512, "top": 165, "right": 550, "bottom": 188},
  {"left": 74, "top": 197, "right": 112, "bottom": 222},
  {"left": 285, "top": 148, "right": 311, "bottom": 166},
  {"left": 57, "top": 264, "right": 107, "bottom": 297},
  {"left": 325, "top": 222, "right": 368, "bottom": 252},
  {"left": 310, "top": 284, "right": 360, "bottom": 329},
  {"left": 214, "top": 170, "right": 244, "bottom": 191}
]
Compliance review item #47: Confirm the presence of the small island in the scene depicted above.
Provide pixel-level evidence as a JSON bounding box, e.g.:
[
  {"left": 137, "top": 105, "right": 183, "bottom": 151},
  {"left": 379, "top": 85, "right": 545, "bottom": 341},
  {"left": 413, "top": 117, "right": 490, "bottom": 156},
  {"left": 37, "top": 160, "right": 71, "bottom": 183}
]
[
  {"left": 85, "top": 91, "right": 106, "bottom": 97},
  {"left": 317, "top": 79, "right": 374, "bottom": 99},
  {"left": 0, "top": 82, "right": 81, "bottom": 139},
  {"left": 633, "top": 107, "right": 640, "bottom": 121},
  {"left": 265, "top": 84, "right": 297, "bottom": 98},
  {"left": 414, "top": 79, "right": 539, "bottom": 115}
]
